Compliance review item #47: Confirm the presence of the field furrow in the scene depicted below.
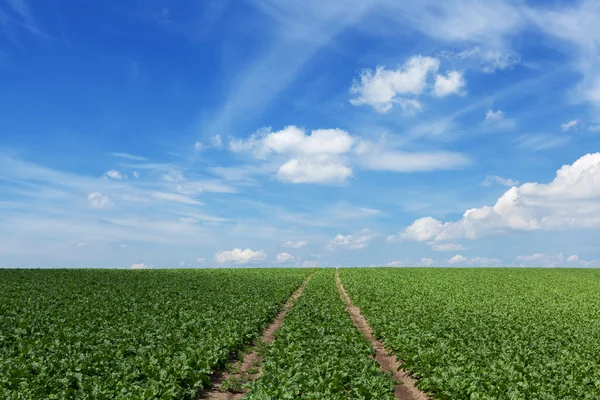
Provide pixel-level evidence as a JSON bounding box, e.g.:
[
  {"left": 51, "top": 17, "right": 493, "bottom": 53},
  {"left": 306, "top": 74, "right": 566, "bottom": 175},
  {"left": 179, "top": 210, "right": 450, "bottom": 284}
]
[
  {"left": 335, "top": 270, "right": 429, "bottom": 400},
  {"left": 244, "top": 269, "right": 396, "bottom": 399},
  {"left": 0, "top": 268, "right": 312, "bottom": 399},
  {"left": 339, "top": 268, "right": 600, "bottom": 400}
]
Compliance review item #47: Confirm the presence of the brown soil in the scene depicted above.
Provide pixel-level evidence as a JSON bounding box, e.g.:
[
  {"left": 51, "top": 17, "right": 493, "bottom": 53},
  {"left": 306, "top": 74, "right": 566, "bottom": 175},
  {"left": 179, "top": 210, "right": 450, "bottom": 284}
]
[
  {"left": 335, "top": 270, "right": 430, "bottom": 400},
  {"left": 198, "top": 274, "right": 313, "bottom": 400}
]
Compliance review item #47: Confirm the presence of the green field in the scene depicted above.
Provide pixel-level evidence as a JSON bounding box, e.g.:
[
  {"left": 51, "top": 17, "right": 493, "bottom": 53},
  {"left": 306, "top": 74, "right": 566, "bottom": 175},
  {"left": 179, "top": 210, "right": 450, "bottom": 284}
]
[
  {"left": 2, "top": 267, "right": 600, "bottom": 399},
  {"left": 340, "top": 268, "right": 600, "bottom": 399},
  {"left": 246, "top": 269, "right": 395, "bottom": 399},
  {"left": 0, "top": 268, "right": 311, "bottom": 399}
]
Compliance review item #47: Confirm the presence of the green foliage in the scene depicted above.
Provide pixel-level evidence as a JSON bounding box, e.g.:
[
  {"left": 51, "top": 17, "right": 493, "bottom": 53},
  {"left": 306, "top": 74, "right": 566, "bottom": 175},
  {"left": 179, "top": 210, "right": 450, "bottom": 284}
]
[
  {"left": 245, "top": 270, "right": 396, "bottom": 399},
  {"left": 0, "top": 268, "right": 311, "bottom": 399},
  {"left": 340, "top": 268, "right": 600, "bottom": 399}
]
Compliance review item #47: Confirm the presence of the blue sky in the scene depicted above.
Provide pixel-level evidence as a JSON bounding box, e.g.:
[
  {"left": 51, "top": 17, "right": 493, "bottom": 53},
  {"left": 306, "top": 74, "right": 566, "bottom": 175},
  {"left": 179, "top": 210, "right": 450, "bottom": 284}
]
[{"left": 1, "top": 0, "right": 600, "bottom": 268}]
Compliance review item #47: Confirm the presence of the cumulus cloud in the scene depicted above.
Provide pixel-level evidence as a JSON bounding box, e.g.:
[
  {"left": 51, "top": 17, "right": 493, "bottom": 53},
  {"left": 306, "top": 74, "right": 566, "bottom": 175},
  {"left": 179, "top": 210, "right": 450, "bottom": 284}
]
[
  {"left": 590, "top": 125, "right": 600, "bottom": 133},
  {"left": 485, "top": 110, "right": 504, "bottom": 121},
  {"left": 284, "top": 240, "right": 308, "bottom": 248},
  {"left": 561, "top": 119, "right": 579, "bottom": 131},
  {"left": 481, "top": 175, "right": 519, "bottom": 187},
  {"left": 350, "top": 56, "right": 468, "bottom": 112},
  {"left": 194, "top": 142, "right": 204, "bottom": 150},
  {"left": 231, "top": 126, "right": 354, "bottom": 184},
  {"left": 196, "top": 258, "right": 206, "bottom": 264},
  {"left": 433, "top": 70, "right": 466, "bottom": 97},
  {"left": 386, "top": 260, "right": 406, "bottom": 266},
  {"left": 276, "top": 252, "right": 295, "bottom": 263},
  {"left": 327, "top": 230, "right": 376, "bottom": 250},
  {"left": 448, "top": 254, "right": 467, "bottom": 264},
  {"left": 397, "top": 153, "right": 600, "bottom": 242},
  {"left": 431, "top": 243, "right": 466, "bottom": 251},
  {"left": 420, "top": 257, "right": 434, "bottom": 266},
  {"left": 215, "top": 248, "right": 267, "bottom": 264},
  {"left": 349, "top": 56, "right": 440, "bottom": 113},
  {"left": 88, "top": 192, "right": 110, "bottom": 209},
  {"left": 131, "top": 263, "right": 150, "bottom": 269},
  {"left": 105, "top": 169, "right": 125, "bottom": 180},
  {"left": 132, "top": 171, "right": 139, "bottom": 178},
  {"left": 229, "top": 125, "right": 471, "bottom": 184}
]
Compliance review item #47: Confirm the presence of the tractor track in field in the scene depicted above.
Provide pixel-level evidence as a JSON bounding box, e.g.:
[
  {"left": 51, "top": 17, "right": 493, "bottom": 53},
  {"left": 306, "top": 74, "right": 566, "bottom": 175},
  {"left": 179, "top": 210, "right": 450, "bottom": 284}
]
[
  {"left": 335, "top": 269, "right": 430, "bottom": 400},
  {"left": 198, "top": 273, "right": 314, "bottom": 400}
]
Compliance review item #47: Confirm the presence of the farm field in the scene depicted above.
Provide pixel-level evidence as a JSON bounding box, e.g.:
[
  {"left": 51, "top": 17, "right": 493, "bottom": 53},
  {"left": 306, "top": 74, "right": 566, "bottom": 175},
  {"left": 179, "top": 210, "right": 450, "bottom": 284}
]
[
  {"left": 245, "top": 269, "right": 396, "bottom": 399},
  {"left": 0, "top": 268, "right": 311, "bottom": 399},
  {"left": 3, "top": 267, "right": 600, "bottom": 399},
  {"left": 340, "top": 268, "right": 600, "bottom": 399}
]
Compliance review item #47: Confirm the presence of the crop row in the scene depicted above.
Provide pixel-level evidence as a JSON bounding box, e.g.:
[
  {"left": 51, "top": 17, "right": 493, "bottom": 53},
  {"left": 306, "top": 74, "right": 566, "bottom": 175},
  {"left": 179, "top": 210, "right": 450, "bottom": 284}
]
[
  {"left": 0, "top": 268, "right": 311, "bottom": 399},
  {"left": 339, "top": 268, "right": 600, "bottom": 399},
  {"left": 245, "top": 269, "right": 395, "bottom": 399}
]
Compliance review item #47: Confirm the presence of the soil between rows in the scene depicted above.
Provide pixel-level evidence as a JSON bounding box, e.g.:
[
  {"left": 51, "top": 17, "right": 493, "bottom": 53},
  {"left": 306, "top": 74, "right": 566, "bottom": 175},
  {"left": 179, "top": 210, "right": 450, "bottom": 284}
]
[
  {"left": 335, "top": 269, "right": 429, "bottom": 400},
  {"left": 198, "top": 274, "right": 314, "bottom": 400}
]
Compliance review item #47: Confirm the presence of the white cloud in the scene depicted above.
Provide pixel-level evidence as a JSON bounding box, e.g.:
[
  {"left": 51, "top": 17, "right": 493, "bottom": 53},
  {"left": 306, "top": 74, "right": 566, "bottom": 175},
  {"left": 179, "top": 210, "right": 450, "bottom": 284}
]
[
  {"left": 212, "top": 134, "right": 223, "bottom": 148},
  {"left": 561, "top": 119, "right": 579, "bottom": 131},
  {"left": 151, "top": 192, "right": 203, "bottom": 205},
  {"left": 480, "top": 49, "right": 521, "bottom": 73},
  {"left": 196, "top": 257, "right": 206, "bottom": 263},
  {"left": 76, "top": 242, "right": 88, "bottom": 247},
  {"left": 398, "top": 153, "right": 600, "bottom": 242},
  {"left": 284, "top": 240, "right": 308, "bottom": 248},
  {"left": 431, "top": 243, "right": 465, "bottom": 252},
  {"left": 526, "top": 1, "right": 600, "bottom": 108},
  {"left": 517, "top": 253, "right": 600, "bottom": 267},
  {"left": 481, "top": 175, "right": 519, "bottom": 187},
  {"left": 516, "top": 134, "right": 570, "bottom": 151},
  {"left": 162, "top": 170, "right": 185, "bottom": 182},
  {"left": 105, "top": 170, "right": 125, "bottom": 180},
  {"left": 88, "top": 192, "right": 110, "bottom": 209},
  {"left": 590, "top": 125, "right": 600, "bottom": 133},
  {"left": 349, "top": 55, "right": 440, "bottom": 113},
  {"left": 448, "top": 255, "right": 500, "bottom": 266},
  {"left": 302, "top": 260, "right": 319, "bottom": 268},
  {"left": 355, "top": 140, "right": 470, "bottom": 172},
  {"left": 229, "top": 125, "right": 471, "bottom": 183},
  {"left": 485, "top": 109, "right": 504, "bottom": 121},
  {"left": 433, "top": 70, "right": 466, "bottom": 97},
  {"left": 276, "top": 252, "right": 295, "bottom": 263},
  {"left": 386, "top": 260, "right": 406, "bottom": 266},
  {"left": 131, "top": 263, "right": 150, "bottom": 269},
  {"left": 215, "top": 248, "right": 267, "bottom": 264},
  {"left": 448, "top": 254, "right": 467, "bottom": 264},
  {"left": 133, "top": 171, "right": 139, "bottom": 179},
  {"left": 327, "top": 230, "right": 375, "bottom": 250},
  {"left": 194, "top": 142, "right": 204, "bottom": 150},
  {"left": 420, "top": 257, "right": 434, "bottom": 266},
  {"left": 278, "top": 158, "right": 352, "bottom": 184},
  {"left": 230, "top": 126, "right": 355, "bottom": 184},
  {"left": 441, "top": 47, "right": 520, "bottom": 73},
  {"left": 110, "top": 152, "right": 146, "bottom": 161},
  {"left": 390, "top": 216, "right": 443, "bottom": 242}
]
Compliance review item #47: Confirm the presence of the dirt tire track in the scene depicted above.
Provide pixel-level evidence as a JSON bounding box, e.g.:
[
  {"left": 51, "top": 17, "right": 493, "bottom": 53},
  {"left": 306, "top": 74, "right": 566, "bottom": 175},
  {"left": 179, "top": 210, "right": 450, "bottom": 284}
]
[
  {"left": 198, "top": 273, "right": 314, "bottom": 400},
  {"left": 335, "top": 270, "right": 429, "bottom": 400}
]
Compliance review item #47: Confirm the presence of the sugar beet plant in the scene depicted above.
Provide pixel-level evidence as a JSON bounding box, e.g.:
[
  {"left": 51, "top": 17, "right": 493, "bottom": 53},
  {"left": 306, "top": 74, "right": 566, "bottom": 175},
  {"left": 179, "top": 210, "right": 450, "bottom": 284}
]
[
  {"left": 0, "top": 268, "right": 311, "bottom": 399},
  {"left": 245, "top": 269, "right": 395, "bottom": 399},
  {"left": 340, "top": 268, "right": 600, "bottom": 399}
]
